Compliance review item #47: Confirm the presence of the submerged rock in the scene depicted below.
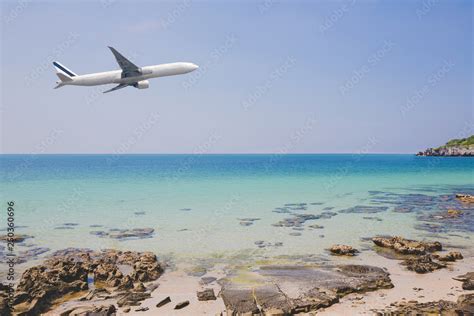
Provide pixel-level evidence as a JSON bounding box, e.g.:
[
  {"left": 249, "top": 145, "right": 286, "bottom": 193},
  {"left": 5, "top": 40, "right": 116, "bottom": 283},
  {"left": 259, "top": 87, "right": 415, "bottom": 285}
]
[
  {"left": 329, "top": 244, "right": 359, "bottom": 256},
  {"left": 339, "top": 205, "right": 388, "bottom": 214},
  {"left": 14, "top": 247, "right": 50, "bottom": 264},
  {"left": 272, "top": 214, "right": 320, "bottom": 228},
  {"left": 239, "top": 221, "right": 253, "bottom": 226},
  {"left": 0, "top": 234, "right": 32, "bottom": 243},
  {"left": 372, "top": 236, "right": 442, "bottom": 255},
  {"left": 90, "top": 228, "right": 155, "bottom": 240},
  {"left": 108, "top": 228, "right": 155, "bottom": 240}
]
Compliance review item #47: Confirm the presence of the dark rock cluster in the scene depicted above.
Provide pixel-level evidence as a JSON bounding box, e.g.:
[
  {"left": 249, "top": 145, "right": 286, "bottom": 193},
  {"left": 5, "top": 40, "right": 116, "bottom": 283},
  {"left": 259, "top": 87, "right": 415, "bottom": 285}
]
[
  {"left": 372, "top": 236, "right": 442, "bottom": 255},
  {"left": 372, "top": 236, "right": 464, "bottom": 274},
  {"left": 8, "top": 248, "right": 163, "bottom": 315},
  {"left": 329, "top": 244, "right": 359, "bottom": 256}
]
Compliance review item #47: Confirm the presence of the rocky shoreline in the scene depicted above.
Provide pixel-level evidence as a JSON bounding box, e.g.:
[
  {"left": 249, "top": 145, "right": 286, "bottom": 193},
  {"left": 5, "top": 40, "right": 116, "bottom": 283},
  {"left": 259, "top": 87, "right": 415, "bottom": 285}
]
[
  {"left": 416, "top": 146, "right": 473, "bottom": 156},
  {"left": 0, "top": 233, "right": 472, "bottom": 315},
  {"left": 416, "top": 135, "right": 474, "bottom": 156}
]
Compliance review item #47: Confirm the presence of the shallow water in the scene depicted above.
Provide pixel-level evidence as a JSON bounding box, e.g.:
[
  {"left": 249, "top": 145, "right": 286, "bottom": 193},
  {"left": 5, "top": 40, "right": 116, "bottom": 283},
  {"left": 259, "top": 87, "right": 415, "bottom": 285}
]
[{"left": 0, "top": 154, "right": 473, "bottom": 267}]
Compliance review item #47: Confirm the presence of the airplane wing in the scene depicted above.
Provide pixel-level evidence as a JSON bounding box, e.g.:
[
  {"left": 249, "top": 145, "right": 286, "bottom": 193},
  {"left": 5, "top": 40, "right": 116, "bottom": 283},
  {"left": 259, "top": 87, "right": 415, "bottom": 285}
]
[
  {"left": 103, "top": 83, "right": 130, "bottom": 93},
  {"left": 108, "top": 46, "right": 141, "bottom": 77}
]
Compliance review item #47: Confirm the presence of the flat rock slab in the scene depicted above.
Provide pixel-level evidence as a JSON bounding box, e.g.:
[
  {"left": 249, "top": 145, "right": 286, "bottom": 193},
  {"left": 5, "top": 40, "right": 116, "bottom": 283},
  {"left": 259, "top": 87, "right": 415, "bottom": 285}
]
[{"left": 220, "top": 264, "right": 393, "bottom": 314}]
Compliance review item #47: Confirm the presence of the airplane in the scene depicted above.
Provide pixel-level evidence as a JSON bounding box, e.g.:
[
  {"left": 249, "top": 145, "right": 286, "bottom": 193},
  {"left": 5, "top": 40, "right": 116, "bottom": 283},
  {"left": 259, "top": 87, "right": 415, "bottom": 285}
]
[{"left": 53, "top": 46, "right": 199, "bottom": 93}]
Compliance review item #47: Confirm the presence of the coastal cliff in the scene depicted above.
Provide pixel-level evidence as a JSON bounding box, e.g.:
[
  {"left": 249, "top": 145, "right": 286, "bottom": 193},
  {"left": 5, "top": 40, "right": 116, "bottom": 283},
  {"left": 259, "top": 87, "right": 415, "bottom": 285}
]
[{"left": 417, "top": 136, "right": 474, "bottom": 156}]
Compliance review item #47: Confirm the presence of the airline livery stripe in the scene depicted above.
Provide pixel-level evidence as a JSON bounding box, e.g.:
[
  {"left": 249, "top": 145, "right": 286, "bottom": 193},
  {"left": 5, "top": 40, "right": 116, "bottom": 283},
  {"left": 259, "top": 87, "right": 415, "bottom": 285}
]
[{"left": 53, "top": 62, "right": 75, "bottom": 77}]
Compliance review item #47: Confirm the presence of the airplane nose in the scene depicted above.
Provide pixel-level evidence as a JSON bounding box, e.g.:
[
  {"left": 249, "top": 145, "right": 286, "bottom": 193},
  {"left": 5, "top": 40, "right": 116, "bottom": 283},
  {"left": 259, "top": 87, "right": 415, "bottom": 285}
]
[{"left": 190, "top": 63, "right": 199, "bottom": 71}]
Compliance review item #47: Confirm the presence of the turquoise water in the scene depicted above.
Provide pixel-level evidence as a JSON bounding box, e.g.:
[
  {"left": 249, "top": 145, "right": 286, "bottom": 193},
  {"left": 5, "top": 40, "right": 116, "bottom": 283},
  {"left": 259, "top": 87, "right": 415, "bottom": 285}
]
[{"left": 0, "top": 154, "right": 473, "bottom": 263}]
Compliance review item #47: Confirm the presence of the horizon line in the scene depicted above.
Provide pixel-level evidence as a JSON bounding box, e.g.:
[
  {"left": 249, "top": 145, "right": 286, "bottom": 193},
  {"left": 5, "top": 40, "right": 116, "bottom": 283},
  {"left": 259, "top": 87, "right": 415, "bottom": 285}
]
[{"left": 0, "top": 152, "right": 417, "bottom": 155}]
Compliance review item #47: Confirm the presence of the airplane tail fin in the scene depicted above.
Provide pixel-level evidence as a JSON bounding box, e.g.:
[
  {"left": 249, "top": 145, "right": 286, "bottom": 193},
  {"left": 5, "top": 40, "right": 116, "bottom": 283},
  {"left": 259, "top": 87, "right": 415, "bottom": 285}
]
[
  {"left": 53, "top": 61, "right": 76, "bottom": 81},
  {"left": 53, "top": 61, "right": 77, "bottom": 89}
]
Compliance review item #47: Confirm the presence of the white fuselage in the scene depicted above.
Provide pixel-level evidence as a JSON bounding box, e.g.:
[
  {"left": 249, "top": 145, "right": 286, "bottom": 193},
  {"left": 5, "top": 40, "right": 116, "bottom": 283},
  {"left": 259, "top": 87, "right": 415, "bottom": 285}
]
[{"left": 63, "top": 62, "right": 198, "bottom": 86}]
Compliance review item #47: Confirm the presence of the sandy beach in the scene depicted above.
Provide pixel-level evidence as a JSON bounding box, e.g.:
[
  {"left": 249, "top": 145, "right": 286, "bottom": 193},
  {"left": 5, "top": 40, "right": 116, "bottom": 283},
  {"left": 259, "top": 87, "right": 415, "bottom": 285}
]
[{"left": 10, "top": 235, "right": 469, "bottom": 316}]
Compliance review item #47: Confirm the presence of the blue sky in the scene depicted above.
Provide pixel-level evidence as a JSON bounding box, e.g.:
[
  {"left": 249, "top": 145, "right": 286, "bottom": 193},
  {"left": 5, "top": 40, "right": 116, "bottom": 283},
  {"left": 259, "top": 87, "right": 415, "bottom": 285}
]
[{"left": 1, "top": 0, "right": 472, "bottom": 154}]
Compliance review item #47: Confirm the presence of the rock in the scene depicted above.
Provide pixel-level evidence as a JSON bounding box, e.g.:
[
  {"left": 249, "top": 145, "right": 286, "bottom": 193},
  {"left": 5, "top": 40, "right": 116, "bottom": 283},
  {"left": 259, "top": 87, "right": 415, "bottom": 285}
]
[
  {"left": 457, "top": 293, "right": 474, "bottom": 313},
  {"left": 156, "top": 296, "right": 171, "bottom": 308},
  {"left": 10, "top": 248, "right": 163, "bottom": 314},
  {"left": 265, "top": 308, "right": 285, "bottom": 316},
  {"left": 135, "top": 306, "right": 149, "bottom": 312},
  {"left": 62, "top": 304, "right": 117, "bottom": 316},
  {"left": 174, "top": 300, "right": 190, "bottom": 309},
  {"left": 133, "top": 282, "right": 146, "bottom": 292},
  {"left": 400, "top": 255, "right": 446, "bottom": 274},
  {"left": 308, "top": 224, "right": 324, "bottom": 229},
  {"left": 146, "top": 283, "right": 159, "bottom": 292},
  {"left": 80, "top": 288, "right": 111, "bottom": 301},
  {"left": 453, "top": 272, "right": 474, "bottom": 290},
  {"left": 329, "top": 244, "right": 359, "bottom": 256},
  {"left": 376, "top": 293, "right": 474, "bottom": 315},
  {"left": 117, "top": 292, "right": 151, "bottom": 307},
  {"left": 130, "top": 252, "right": 164, "bottom": 282},
  {"left": 200, "top": 277, "right": 217, "bottom": 285},
  {"left": 0, "top": 283, "right": 12, "bottom": 316},
  {"left": 123, "top": 307, "right": 131, "bottom": 313},
  {"left": 436, "top": 251, "right": 463, "bottom": 262},
  {"left": 456, "top": 193, "right": 474, "bottom": 203},
  {"left": 90, "top": 305, "right": 117, "bottom": 315},
  {"left": 118, "top": 275, "right": 134, "bottom": 290},
  {"left": 197, "top": 289, "right": 216, "bottom": 301},
  {"left": 220, "top": 264, "right": 393, "bottom": 314},
  {"left": 372, "top": 236, "right": 442, "bottom": 255}
]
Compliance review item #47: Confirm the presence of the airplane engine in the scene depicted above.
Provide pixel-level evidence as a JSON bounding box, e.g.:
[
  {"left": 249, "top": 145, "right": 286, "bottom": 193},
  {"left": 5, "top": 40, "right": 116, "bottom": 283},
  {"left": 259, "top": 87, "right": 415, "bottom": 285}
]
[{"left": 134, "top": 80, "right": 149, "bottom": 89}]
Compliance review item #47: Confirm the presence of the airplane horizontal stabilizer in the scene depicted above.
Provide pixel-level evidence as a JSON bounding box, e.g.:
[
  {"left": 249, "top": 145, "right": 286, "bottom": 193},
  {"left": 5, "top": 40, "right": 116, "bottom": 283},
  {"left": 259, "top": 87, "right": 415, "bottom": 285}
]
[{"left": 103, "top": 83, "right": 130, "bottom": 93}]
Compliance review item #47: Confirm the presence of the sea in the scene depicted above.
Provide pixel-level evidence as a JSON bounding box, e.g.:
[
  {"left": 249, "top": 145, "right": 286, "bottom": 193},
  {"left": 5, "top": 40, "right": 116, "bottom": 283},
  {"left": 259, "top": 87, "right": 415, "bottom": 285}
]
[{"left": 1, "top": 154, "right": 473, "bottom": 265}]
